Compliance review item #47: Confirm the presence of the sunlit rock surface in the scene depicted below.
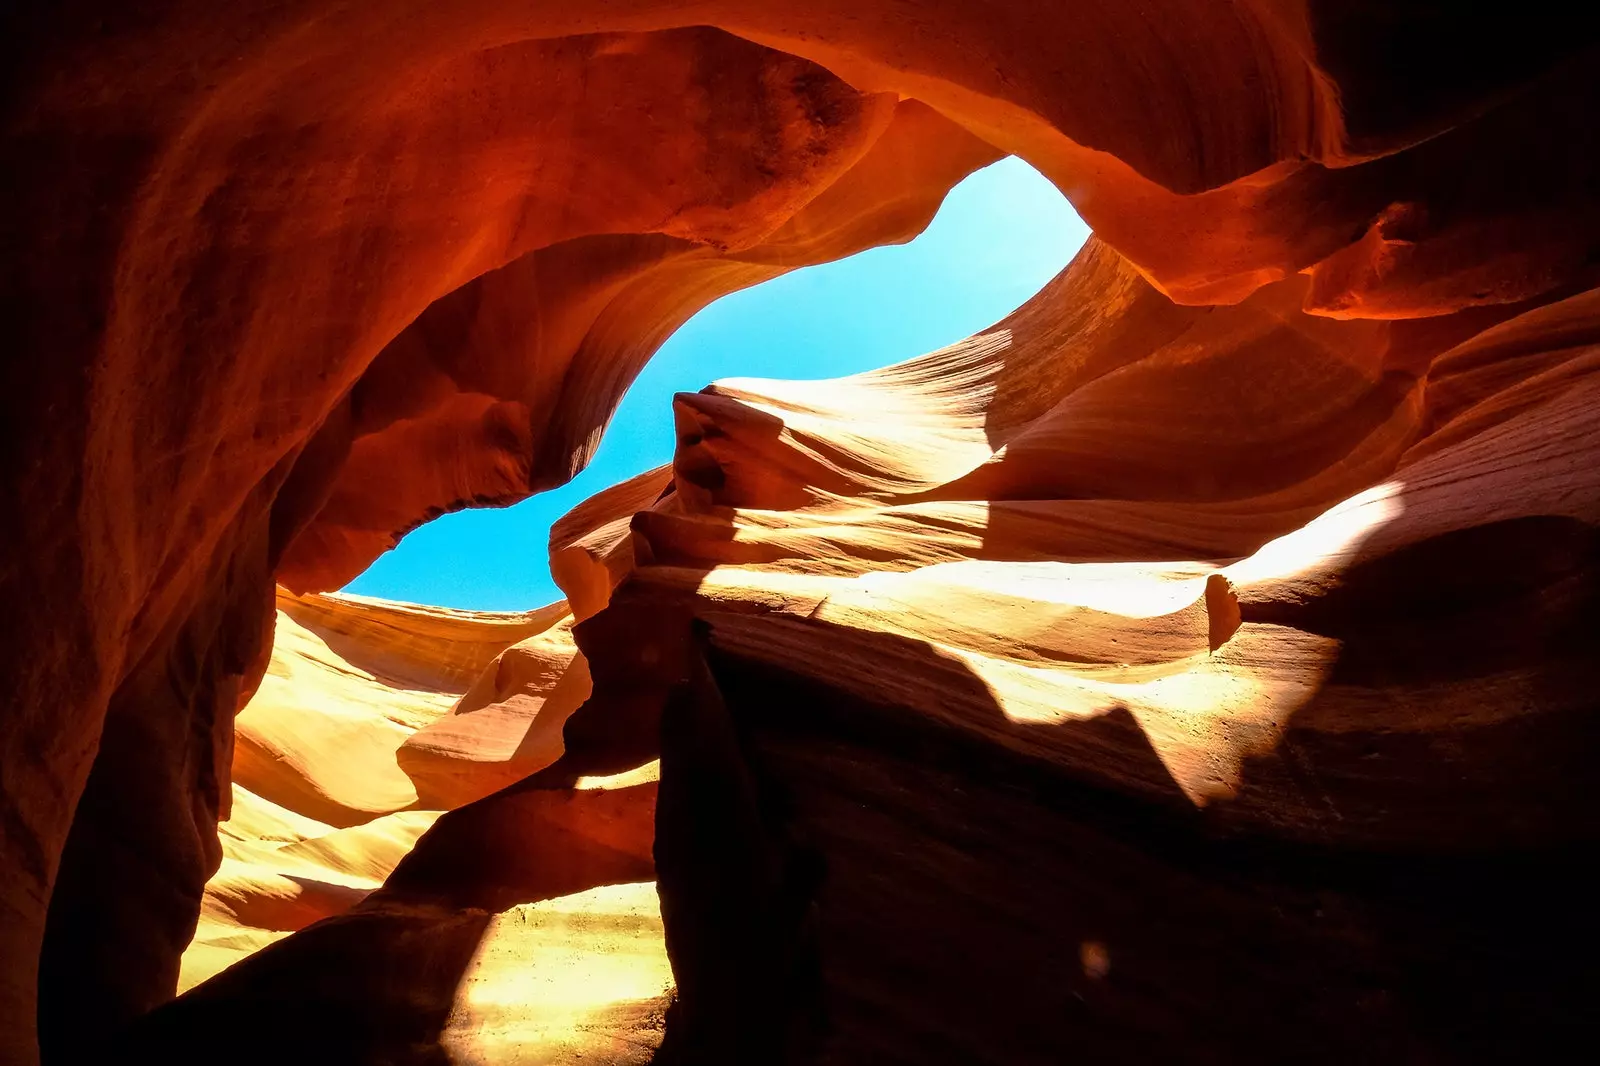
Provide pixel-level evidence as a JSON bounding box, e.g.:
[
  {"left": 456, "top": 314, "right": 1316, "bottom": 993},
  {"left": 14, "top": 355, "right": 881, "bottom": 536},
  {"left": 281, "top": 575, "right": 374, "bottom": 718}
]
[
  {"left": 174, "top": 589, "right": 668, "bottom": 1062},
  {"left": 585, "top": 241, "right": 1600, "bottom": 1062},
  {"left": 4, "top": 2, "right": 1600, "bottom": 1063}
]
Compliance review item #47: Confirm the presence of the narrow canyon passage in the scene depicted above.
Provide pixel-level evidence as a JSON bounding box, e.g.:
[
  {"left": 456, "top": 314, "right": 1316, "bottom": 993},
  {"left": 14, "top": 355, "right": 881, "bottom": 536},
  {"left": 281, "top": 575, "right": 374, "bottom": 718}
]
[{"left": 4, "top": 4, "right": 1599, "bottom": 1064}]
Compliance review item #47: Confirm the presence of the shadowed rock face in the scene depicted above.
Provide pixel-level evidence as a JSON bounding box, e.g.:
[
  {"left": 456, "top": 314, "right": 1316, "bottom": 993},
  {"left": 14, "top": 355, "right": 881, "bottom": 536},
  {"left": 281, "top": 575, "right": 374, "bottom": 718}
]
[{"left": 3, "top": 3, "right": 1600, "bottom": 1063}]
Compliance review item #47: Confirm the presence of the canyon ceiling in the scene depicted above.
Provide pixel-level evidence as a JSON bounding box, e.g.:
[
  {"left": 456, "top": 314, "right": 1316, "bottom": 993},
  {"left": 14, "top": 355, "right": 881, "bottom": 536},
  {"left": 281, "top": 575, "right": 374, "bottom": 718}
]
[{"left": 2, "top": 2, "right": 1599, "bottom": 1063}]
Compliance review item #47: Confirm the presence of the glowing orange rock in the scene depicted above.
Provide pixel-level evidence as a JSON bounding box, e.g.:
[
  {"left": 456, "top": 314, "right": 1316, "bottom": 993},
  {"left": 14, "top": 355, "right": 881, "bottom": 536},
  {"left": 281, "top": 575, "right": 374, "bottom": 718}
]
[{"left": 3, "top": 4, "right": 1599, "bottom": 1063}]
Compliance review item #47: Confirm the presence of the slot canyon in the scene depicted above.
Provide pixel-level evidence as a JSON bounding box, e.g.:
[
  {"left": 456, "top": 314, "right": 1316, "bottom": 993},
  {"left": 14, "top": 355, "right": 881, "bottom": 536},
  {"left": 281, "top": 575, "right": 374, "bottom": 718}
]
[{"left": 3, "top": 2, "right": 1599, "bottom": 1063}]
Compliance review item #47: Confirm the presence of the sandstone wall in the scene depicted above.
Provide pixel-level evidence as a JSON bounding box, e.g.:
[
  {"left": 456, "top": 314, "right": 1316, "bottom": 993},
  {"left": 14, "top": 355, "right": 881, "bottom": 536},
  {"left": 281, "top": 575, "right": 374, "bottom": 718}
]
[{"left": 3, "top": 2, "right": 1599, "bottom": 1062}]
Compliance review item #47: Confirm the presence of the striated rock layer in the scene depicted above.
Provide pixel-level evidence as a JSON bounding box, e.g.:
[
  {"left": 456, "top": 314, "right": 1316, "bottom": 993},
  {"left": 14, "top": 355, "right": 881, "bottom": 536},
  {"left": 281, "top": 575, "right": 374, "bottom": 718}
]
[
  {"left": 618, "top": 247, "right": 1600, "bottom": 1061},
  {"left": 173, "top": 587, "right": 669, "bottom": 1062},
  {"left": 2, "top": 2, "right": 1600, "bottom": 1063}
]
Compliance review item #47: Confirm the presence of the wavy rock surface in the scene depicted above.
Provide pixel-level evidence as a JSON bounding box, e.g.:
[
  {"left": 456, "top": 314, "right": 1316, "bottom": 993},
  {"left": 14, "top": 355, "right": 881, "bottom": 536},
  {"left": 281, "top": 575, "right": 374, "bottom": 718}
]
[
  {"left": 4, "top": 3, "right": 1600, "bottom": 1064},
  {"left": 173, "top": 588, "right": 670, "bottom": 1061},
  {"left": 596, "top": 244, "right": 1600, "bottom": 1061},
  {"left": 186, "top": 235, "right": 1600, "bottom": 1062},
  {"left": 626, "top": 239, "right": 1599, "bottom": 848}
]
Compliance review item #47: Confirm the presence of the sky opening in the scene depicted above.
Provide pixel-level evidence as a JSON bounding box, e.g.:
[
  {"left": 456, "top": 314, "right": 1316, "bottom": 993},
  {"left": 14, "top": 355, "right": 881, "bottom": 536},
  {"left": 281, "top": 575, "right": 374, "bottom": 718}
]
[{"left": 344, "top": 156, "right": 1089, "bottom": 609}]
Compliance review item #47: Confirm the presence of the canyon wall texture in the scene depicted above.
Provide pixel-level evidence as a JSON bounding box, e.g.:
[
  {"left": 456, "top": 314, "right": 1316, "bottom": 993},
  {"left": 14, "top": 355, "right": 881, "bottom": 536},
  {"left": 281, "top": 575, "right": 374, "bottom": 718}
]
[
  {"left": 3, "top": 1, "right": 1599, "bottom": 1063},
  {"left": 166, "top": 589, "right": 669, "bottom": 1063}
]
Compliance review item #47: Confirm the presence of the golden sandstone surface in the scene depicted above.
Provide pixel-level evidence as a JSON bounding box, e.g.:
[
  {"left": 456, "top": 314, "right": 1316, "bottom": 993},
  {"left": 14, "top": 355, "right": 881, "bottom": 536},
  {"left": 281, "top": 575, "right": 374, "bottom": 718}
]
[{"left": 2, "top": 3, "right": 1598, "bottom": 1063}]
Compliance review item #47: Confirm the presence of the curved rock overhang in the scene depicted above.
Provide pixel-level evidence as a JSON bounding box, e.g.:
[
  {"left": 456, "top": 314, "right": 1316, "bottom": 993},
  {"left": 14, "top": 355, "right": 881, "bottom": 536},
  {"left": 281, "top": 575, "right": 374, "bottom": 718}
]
[{"left": 3, "top": 2, "right": 1599, "bottom": 1062}]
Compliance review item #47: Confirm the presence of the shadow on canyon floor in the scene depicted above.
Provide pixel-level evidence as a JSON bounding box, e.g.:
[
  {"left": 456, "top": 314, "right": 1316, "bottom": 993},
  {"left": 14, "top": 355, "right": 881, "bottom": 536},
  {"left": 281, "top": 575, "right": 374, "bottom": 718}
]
[{"left": 118, "top": 751, "right": 659, "bottom": 1064}]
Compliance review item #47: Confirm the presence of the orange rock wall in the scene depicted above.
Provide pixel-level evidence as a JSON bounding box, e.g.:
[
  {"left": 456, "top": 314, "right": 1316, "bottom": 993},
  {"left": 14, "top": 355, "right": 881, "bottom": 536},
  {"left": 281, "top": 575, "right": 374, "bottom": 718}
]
[
  {"left": 3, "top": 2, "right": 1600, "bottom": 1062},
  {"left": 584, "top": 238, "right": 1600, "bottom": 1060},
  {"left": 162, "top": 589, "right": 669, "bottom": 1063}
]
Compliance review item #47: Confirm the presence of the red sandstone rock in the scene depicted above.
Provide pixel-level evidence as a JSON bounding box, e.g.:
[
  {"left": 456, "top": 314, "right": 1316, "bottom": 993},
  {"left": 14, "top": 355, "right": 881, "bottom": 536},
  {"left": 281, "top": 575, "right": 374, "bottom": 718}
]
[
  {"left": 3, "top": 3, "right": 1600, "bottom": 1063},
  {"left": 621, "top": 254, "right": 1600, "bottom": 847},
  {"left": 615, "top": 250, "right": 1600, "bottom": 1060}
]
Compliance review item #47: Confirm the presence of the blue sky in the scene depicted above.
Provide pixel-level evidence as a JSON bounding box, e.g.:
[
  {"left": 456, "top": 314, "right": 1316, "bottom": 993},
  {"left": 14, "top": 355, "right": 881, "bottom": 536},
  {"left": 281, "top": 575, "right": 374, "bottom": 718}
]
[{"left": 345, "top": 156, "right": 1089, "bottom": 609}]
